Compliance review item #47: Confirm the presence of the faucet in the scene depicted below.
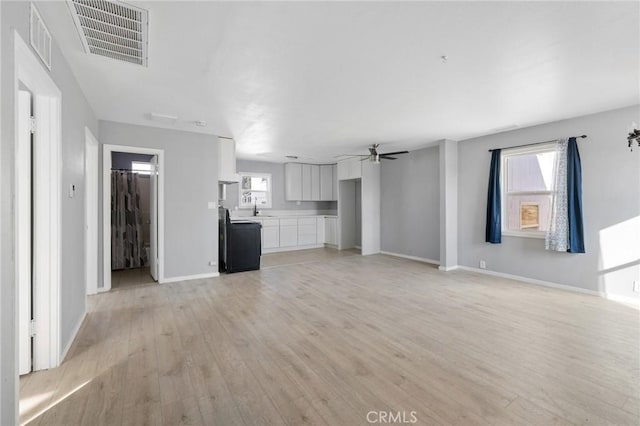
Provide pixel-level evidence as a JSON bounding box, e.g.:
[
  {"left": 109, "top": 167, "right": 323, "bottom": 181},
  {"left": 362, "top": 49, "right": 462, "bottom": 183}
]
[{"left": 253, "top": 202, "right": 258, "bottom": 217}]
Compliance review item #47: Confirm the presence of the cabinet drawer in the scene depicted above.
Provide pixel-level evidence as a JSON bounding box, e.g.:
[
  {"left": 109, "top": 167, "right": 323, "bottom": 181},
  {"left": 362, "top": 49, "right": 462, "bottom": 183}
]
[
  {"left": 279, "top": 218, "right": 298, "bottom": 227},
  {"left": 261, "top": 218, "right": 279, "bottom": 227},
  {"left": 298, "top": 217, "right": 316, "bottom": 226}
]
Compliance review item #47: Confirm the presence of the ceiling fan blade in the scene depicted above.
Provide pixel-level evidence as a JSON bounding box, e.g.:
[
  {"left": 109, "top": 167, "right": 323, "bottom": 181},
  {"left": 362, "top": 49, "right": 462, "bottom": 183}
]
[
  {"left": 381, "top": 151, "right": 409, "bottom": 156},
  {"left": 381, "top": 156, "right": 397, "bottom": 160}
]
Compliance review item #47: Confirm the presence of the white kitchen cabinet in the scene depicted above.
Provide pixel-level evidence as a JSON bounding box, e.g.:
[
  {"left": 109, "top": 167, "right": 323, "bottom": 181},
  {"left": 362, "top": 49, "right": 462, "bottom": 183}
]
[
  {"left": 311, "top": 165, "right": 320, "bottom": 201},
  {"left": 286, "top": 163, "right": 337, "bottom": 201},
  {"left": 316, "top": 217, "right": 325, "bottom": 244},
  {"left": 261, "top": 219, "right": 280, "bottom": 249},
  {"left": 324, "top": 217, "right": 338, "bottom": 245},
  {"left": 285, "top": 163, "right": 302, "bottom": 201},
  {"left": 218, "top": 138, "right": 239, "bottom": 183},
  {"left": 302, "top": 164, "right": 312, "bottom": 200},
  {"left": 297, "top": 217, "right": 317, "bottom": 246},
  {"left": 332, "top": 164, "right": 338, "bottom": 200},
  {"left": 320, "top": 165, "right": 333, "bottom": 201},
  {"left": 279, "top": 218, "right": 298, "bottom": 247}
]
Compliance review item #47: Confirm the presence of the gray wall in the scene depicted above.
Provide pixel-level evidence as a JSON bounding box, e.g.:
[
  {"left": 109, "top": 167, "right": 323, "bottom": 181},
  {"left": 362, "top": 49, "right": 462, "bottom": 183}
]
[
  {"left": 1, "top": 2, "right": 98, "bottom": 423},
  {"left": 99, "top": 121, "right": 219, "bottom": 280},
  {"left": 458, "top": 105, "right": 640, "bottom": 299},
  {"left": 222, "top": 159, "right": 337, "bottom": 211},
  {"left": 381, "top": 146, "right": 440, "bottom": 262}
]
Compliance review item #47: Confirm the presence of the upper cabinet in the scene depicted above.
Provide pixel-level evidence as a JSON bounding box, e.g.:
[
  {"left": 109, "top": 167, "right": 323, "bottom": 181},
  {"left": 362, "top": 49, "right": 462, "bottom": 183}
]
[
  {"left": 320, "top": 165, "right": 333, "bottom": 201},
  {"left": 285, "top": 162, "right": 337, "bottom": 201},
  {"left": 218, "top": 137, "right": 240, "bottom": 183},
  {"left": 285, "top": 163, "right": 302, "bottom": 200},
  {"left": 337, "top": 157, "right": 362, "bottom": 181}
]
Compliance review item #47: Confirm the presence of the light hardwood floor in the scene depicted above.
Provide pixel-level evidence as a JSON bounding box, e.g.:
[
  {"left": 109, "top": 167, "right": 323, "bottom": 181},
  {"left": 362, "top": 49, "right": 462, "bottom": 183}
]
[
  {"left": 20, "top": 248, "right": 639, "bottom": 425},
  {"left": 112, "top": 267, "right": 157, "bottom": 290}
]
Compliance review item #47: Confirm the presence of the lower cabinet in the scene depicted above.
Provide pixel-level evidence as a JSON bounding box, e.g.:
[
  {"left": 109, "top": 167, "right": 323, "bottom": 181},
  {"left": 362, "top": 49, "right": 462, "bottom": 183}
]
[
  {"left": 324, "top": 217, "right": 337, "bottom": 245},
  {"left": 262, "top": 227, "right": 279, "bottom": 249},
  {"left": 298, "top": 217, "right": 317, "bottom": 246},
  {"left": 244, "top": 216, "right": 338, "bottom": 253},
  {"left": 279, "top": 218, "right": 298, "bottom": 247}
]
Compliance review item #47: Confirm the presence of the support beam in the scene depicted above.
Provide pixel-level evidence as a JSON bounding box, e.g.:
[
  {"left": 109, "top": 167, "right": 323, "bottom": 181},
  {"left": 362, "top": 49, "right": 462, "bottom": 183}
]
[{"left": 439, "top": 139, "right": 458, "bottom": 271}]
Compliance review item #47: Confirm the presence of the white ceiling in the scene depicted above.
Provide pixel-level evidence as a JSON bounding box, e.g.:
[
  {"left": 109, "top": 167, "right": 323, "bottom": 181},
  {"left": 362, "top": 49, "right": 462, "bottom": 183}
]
[{"left": 39, "top": 1, "right": 639, "bottom": 162}]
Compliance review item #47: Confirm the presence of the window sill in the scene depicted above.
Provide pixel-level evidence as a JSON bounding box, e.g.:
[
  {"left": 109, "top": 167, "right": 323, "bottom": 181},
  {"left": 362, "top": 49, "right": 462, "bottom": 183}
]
[{"left": 502, "top": 231, "right": 545, "bottom": 239}]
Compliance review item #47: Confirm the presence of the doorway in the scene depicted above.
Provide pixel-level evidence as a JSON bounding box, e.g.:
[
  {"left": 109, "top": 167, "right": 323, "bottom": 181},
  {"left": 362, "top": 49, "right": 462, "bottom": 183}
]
[
  {"left": 110, "top": 152, "right": 156, "bottom": 289},
  {"left": 14, "top": 31, "right": 62, "bottom": 377},
  {"left": 102, "top": 144, "right": 165, "bottom": 291}
]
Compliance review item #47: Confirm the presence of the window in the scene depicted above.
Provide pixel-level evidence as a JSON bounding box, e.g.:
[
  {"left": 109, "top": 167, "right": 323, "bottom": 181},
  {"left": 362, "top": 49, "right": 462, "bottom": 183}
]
[
  {"left": 502, "top": 144, "right": 556, "bottom": 238},
  {"left": 238, "top": 172, "right": 272, "bottom": 209},
  {"left": 131, "top": 161, "right": 152, "bottom": 175}
]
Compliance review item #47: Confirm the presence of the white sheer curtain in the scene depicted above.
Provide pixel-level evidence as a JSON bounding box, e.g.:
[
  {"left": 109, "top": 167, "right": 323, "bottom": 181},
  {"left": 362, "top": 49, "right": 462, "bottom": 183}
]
[{"left": 545, "top": 139, "right": 569, "bottom": 251}]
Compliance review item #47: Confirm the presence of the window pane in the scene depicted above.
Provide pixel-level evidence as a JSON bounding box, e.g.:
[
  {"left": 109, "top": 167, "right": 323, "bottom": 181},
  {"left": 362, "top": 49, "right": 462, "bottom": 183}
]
[
  {"left": 506, "top": 194, "right": 552, "bottom": 232},
  {"left": 241, "top": 190, "right": 269, "bottom": 207},
  {"left": 250, "top": 176, "right": 268, "bottom": 191},
  {"left": 506, "top": 152, "right": 555, "bottom": 192},
  {"left": 131, "top": 161, "right": 151, "bottom": 175}
]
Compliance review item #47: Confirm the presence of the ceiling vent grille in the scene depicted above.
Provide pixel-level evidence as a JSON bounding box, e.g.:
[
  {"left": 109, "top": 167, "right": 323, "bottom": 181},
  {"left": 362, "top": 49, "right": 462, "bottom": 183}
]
[
  {"left": 30, "top": 4, "right": 52, "bottom": 70},
  {"left": 67, "top": 0, "right": 148, "bottom": 66}
]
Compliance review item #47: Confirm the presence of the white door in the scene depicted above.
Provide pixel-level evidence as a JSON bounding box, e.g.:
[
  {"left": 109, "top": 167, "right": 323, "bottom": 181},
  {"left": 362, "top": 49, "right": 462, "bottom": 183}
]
[
  {"left": 17, "top": 90, "right": 32, "bottom": 375},
  {"left": 149, "top": 155, "right": 159, "bottom": 281},
  {"left": 84, "top": 129, "right": 99, "bottom": 295}
]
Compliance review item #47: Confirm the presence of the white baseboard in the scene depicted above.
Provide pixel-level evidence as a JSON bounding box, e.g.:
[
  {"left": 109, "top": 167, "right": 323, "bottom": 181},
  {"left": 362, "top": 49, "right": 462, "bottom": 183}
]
[
  {"left": 456, "top": 265, "right": 640, "bottom": 306},
  {"left": 380, "top": 251, "right": 440, "bottom": 266},
  {"left": 438, "top": 265, "right": 459, "bottom": 271},
  {"left": 61, "top": 311, "right": 87, "bottom": 363},
  {"left": 160, "top": 272, "right": 220, "bottom": 284},
  {"left": 262, "top": 244, "right": 325, "bottom": 254}
]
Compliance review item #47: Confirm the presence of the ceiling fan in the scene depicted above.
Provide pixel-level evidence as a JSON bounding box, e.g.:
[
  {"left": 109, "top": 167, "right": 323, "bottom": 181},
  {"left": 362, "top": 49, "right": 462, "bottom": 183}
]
[{"left": 353, "top": 144, "right": 409, "bottom": 163}]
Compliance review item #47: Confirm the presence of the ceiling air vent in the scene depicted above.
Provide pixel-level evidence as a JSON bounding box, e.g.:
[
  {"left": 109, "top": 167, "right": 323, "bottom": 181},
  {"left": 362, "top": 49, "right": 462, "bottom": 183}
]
[
  {"left": 30, "top": 4, "right": 52, "bottom": 70},
  {"left": 67, "top": 0, "right": 148, "bottom": 66}
]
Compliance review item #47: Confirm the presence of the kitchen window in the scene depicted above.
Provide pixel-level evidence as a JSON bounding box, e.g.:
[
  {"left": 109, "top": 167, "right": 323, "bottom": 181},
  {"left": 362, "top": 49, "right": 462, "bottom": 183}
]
[
  {"left": 238, "top": 172, "right": 272, "bottom": 209},
  {"left": 501, "top": 144, "right": 557, "bottom": 238}
]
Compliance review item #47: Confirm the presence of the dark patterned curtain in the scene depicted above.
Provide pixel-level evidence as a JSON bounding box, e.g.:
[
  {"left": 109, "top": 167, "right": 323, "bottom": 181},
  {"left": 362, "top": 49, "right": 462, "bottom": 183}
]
[{"left": 111, "top": 171, "right": 147, "bottom": 269}]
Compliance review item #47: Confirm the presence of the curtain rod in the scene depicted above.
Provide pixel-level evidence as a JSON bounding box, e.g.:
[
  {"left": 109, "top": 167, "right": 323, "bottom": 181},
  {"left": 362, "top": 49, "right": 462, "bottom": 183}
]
[{"left": 488, "top": 135, "right": 587, "bottom": 152}]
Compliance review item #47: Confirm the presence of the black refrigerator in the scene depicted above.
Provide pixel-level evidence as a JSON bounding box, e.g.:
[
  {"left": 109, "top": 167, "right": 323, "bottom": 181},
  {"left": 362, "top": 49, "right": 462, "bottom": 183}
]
[{"left": 219, "top": 208, "right": 262, "bottom": 273}]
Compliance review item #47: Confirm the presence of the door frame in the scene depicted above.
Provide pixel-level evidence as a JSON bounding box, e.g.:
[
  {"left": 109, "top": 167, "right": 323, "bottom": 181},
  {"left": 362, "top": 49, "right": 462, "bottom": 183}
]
[
  {"left": 84, "top": 128, "right": 99, "bottom": 295},
  {"left": 13, "top": 30, "right": 62, "bottom": 374},
  {"left": 102, "top": 144, "right": 165, "bottom": 291}
]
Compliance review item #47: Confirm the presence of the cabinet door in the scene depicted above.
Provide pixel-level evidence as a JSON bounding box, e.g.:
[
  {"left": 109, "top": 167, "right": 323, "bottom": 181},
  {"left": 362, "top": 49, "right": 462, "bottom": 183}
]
[
  {"left": 325, "top": 218, "right": 336, "bottom": 245},
  {"left": 302, "top": 164, "right": 312, "bottom": 201},
  {"left": 285, "top": 163, "right": 302, "bottom": 200},
  {"left": 332, "top": 164, "right": 338, "bottom": 200},
  {"left": 311, "top": 165, "right": 320, "bottom": 201},
  {"left": 263, "top": 227, "right": 280, "bottom": 249},
  {"left": 320, "top": 165, "right": 333, "bottom": 201},
  {"left": 280, "top": 226, "right": 298, "bottom": 247},
  {"left": 316, "top": 217, "right": 325, "bottom": 244},
  {"left": 298, "top": 217, "right": 317, "bottom": 245}
]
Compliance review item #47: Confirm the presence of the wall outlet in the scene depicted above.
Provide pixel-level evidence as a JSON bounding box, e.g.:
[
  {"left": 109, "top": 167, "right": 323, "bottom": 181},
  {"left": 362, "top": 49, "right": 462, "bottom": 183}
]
[
  {"left": 479, "top": 260, "right": 487, "bottom": 269},
  {"left": 209, "top": 261, "right": 217, "bottom": 266},
  {"left": 633, "top": 281, "right": 640, "bottom": 293}
]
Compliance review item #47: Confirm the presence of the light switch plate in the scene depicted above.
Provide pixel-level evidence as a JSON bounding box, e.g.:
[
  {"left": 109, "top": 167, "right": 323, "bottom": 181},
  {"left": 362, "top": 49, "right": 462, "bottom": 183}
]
[{"left": 207, "top": 201, "right": 216, "bottom": 209}]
